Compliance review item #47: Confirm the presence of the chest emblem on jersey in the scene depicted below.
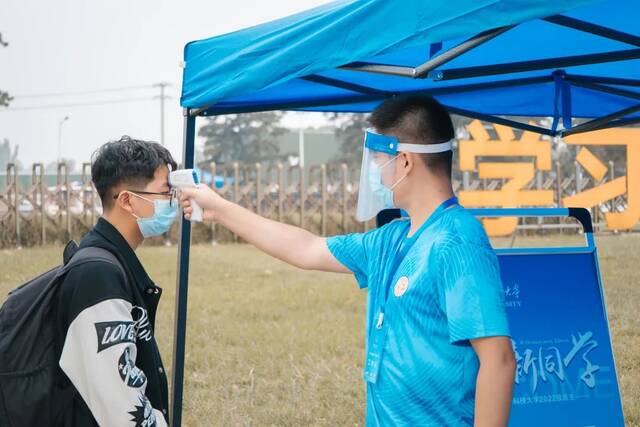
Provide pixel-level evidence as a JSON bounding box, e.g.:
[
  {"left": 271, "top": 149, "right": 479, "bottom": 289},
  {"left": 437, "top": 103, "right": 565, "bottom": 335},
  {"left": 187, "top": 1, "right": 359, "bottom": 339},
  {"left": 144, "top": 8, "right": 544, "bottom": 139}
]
[{"left": 394, "top": 276, "right": 410, "bottom": 297}]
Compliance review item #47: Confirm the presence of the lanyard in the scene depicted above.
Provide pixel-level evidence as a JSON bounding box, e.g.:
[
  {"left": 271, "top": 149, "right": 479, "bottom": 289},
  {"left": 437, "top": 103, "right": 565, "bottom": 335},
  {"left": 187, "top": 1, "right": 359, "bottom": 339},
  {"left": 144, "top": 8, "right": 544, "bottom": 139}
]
[
  {"left": 374, "top": 196, "right": 458, "bottom": 330},
  {"left": 363, "top": 196, "right": 458, "bottom": 384}
]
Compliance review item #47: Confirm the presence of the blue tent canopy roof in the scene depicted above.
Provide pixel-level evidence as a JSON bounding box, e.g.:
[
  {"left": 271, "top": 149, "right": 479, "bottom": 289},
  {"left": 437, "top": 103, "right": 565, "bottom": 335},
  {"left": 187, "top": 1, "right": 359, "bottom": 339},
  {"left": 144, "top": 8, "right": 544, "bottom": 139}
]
[{"left": 180, "top": 0, "right": 640, "bottom": 135}]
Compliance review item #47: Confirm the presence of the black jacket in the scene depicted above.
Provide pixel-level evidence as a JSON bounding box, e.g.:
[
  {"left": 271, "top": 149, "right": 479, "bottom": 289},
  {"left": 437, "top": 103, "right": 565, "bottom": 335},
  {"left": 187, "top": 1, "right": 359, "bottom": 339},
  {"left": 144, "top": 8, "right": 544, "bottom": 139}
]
[{"left": 52, "top": 218, "right": 169, "bottom": 426}]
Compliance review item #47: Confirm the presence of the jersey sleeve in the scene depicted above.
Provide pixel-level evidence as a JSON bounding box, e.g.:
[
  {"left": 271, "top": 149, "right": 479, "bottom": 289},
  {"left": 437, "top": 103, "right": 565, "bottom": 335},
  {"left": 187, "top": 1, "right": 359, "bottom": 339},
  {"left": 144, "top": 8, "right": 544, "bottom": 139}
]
[
  {"left": 326, "top": 233, "right": 370, "bottom": 289},
  {"left": 437, "top": 238, "right": 511, "bottom": 344},
  {"left": 58, "top": 261, "right": 167, "bottom": 427}
]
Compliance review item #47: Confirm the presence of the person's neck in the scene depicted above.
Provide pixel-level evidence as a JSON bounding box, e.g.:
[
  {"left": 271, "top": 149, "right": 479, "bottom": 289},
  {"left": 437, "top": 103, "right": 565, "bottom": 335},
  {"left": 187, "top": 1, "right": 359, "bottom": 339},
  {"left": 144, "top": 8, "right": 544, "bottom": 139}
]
[
  {"left": 402, "top": 180, "right": 455, "bottom": 237},
  {"left": 102, "top": 212, "right": 143, "bottom": 250}
]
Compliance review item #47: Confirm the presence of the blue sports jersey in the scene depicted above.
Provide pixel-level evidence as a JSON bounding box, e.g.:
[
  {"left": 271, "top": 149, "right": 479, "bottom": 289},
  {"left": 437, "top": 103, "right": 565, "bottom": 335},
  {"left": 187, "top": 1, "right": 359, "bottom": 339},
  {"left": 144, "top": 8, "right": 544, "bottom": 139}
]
[{"left": 327, "top": 199, "right": 510, "bottom": 426}]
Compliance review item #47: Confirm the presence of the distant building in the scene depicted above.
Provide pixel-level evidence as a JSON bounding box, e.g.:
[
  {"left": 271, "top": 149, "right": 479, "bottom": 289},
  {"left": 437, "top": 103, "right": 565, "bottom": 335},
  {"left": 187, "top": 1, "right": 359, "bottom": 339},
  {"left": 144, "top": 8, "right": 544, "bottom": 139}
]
[{"left": 277, "top": 127, "right": 340, "bottom": 167}]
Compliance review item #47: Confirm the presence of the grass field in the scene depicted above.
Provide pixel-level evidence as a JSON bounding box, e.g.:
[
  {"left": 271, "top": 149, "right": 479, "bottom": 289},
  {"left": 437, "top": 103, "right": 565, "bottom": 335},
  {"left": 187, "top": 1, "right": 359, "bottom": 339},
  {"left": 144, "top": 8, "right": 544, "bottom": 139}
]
[{"left": 1, "top": 233, "right": 639, "bottom": 426}]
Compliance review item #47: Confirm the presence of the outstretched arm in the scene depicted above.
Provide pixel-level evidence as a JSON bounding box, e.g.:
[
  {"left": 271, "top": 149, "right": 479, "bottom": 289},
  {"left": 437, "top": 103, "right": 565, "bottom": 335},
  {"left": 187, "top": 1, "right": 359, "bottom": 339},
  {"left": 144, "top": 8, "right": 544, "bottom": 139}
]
[{"left": 179, "top": 185, "right": 349, "bottom": 273}]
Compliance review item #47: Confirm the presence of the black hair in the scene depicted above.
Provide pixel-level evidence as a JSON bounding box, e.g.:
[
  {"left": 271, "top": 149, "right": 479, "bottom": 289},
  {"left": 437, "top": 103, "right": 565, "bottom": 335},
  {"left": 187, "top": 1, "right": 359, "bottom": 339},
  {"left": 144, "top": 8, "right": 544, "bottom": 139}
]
[
  {"left": 369, "top": 94, "right": 454, "bottom": 177},
  {"left": 91, "top": 136, "right": 177, "bottom": 210}
]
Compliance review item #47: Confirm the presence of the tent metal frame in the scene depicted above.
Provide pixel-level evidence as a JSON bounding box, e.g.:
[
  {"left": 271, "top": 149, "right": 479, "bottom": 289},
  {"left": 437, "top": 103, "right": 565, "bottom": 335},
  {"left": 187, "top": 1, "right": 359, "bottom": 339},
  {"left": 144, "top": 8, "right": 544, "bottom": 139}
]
[
  {"left": 171, "top": 115, "right": 195, "bottom": 427},
  {"left": 188, "top": 12, "right": 640, "bottom": 138},
  {"left": 170, "top": 11, "right": 640, "bottom": 427}
]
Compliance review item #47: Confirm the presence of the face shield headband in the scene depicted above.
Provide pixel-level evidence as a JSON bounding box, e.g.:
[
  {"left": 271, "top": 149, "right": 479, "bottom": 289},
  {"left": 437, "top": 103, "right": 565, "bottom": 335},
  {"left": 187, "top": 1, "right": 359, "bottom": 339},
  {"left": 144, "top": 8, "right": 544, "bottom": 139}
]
[{"left": 355, "top": 128, "right": 454, "bottom": 222}]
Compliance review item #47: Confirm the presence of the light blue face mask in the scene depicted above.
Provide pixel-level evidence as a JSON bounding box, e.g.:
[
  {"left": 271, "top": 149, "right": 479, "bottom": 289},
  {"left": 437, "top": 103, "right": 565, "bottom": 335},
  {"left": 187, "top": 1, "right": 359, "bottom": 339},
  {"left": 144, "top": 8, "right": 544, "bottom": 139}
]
[
  {"left": 368, "top": 158, "right": 398, "bottom": 210},
  {"left": 130, "top": 193, "right": 178, "bottom": 238}
]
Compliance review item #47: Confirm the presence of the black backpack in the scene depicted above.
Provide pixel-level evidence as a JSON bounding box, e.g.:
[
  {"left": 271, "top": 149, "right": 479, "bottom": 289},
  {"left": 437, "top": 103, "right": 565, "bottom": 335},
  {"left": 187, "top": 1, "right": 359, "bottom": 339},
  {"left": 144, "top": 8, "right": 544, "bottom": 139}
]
[{"left": 0, "top": 241, "right": 124, "bottom": 427}]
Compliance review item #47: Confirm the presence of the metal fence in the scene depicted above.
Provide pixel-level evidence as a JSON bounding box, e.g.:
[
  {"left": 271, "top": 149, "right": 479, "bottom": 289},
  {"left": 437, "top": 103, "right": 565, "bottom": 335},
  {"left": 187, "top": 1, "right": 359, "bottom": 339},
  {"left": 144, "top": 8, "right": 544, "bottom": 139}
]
[{"left": 0, "top": 160, "right": 632, "bottom": 248}]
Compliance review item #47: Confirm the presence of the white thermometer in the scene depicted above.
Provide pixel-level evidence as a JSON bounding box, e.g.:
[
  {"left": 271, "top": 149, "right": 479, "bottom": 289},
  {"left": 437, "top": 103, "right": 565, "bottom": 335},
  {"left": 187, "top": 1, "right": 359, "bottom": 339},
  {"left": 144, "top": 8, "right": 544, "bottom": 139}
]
[{"left": 169, "top": 169, "right": 203, "bottom": 222}]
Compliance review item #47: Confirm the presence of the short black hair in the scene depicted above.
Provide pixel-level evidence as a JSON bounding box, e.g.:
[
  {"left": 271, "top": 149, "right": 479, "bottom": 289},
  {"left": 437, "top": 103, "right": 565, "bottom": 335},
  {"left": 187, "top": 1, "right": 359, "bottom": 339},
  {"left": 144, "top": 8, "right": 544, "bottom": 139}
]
[
  {"left": 369, "top": 95, "right": 454, "bottom": 177},
  {"left": 91, "top": 136, "right": 177, "bottom": 210}
]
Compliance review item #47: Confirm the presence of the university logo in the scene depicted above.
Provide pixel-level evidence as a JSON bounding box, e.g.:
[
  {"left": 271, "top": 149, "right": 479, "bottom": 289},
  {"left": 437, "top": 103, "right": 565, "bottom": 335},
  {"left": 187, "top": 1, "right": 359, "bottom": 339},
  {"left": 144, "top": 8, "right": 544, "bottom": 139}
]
[{"left": 394, "top": 276, "right": 410, "bottom": 297}]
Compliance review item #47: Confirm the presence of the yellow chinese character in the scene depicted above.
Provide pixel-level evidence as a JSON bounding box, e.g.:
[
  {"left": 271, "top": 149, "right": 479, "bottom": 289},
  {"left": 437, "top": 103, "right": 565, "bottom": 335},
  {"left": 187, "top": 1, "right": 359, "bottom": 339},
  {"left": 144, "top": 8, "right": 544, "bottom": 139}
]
[
  {"left": 458, "top": 120, "right": 554, "bottom": 236},
  {"left": 563, "top": 129, "right": 639, "bottom": 230}
]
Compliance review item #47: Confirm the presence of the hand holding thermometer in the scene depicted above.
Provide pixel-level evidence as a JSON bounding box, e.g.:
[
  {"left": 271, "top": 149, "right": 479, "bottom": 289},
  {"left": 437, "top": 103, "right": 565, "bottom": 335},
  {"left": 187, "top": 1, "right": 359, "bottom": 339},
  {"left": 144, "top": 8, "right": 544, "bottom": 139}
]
[{"left": 169, "top": 169, "right": 203, "bottom": 222}]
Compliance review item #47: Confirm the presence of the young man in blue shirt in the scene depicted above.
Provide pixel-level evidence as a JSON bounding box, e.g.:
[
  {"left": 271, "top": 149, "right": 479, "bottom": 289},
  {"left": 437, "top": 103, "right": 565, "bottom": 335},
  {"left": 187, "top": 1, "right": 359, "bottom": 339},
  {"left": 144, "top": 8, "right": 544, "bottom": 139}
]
[{"left": 180, "top": 95, "right": 516, "bottom": 426}]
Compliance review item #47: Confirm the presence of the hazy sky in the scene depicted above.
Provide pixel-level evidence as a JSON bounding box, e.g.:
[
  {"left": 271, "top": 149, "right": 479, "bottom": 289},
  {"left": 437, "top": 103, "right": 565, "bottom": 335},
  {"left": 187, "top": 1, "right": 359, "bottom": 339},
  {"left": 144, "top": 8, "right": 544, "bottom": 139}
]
[{"left": 0, "top": 0, "right": 332, "bottom": 168}]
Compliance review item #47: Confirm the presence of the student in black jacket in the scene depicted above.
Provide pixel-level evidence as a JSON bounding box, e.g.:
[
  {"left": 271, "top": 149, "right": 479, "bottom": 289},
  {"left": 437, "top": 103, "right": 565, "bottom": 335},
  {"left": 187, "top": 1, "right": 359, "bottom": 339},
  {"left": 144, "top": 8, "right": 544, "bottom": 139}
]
[{"left": 53, "top": 136, "right": 178, "bottom": 426}]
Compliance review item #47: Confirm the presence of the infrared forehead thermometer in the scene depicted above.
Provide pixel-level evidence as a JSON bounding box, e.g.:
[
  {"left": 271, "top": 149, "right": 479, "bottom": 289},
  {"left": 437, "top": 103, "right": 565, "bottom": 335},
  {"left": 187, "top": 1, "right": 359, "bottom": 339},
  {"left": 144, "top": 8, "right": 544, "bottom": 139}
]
[{"left": 169, "top": 169, "right": 203, "bottom": 222}]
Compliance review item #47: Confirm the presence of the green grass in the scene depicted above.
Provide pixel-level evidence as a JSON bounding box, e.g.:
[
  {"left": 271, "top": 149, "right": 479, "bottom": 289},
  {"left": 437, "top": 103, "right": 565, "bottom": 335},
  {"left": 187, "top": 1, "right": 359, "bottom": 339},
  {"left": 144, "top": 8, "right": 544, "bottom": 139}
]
[{"left": 1, "top": 233, "right": 639, "bottom": 426}]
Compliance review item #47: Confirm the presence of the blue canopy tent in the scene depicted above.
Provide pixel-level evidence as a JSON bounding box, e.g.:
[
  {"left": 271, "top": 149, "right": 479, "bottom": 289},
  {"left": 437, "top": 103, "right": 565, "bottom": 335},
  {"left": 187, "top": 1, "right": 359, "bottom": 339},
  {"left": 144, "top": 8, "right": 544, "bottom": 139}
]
[
  {"left": 173, "top": 0, "right": 636, "bottom": 424},
  {"left": 181, "top": 0, "right": 640, "bottom": 134}
]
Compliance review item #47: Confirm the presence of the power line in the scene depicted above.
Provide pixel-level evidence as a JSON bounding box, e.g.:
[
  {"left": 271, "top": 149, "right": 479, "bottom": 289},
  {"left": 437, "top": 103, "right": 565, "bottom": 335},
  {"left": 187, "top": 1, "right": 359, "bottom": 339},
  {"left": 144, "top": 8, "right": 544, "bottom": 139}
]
[
  {"left": 13, "top": 84, "right": 158, "bottom": 99},
  {"left": 154, "top": 82, "right": 171, "bottom": 146},
  {"left": 0, "top": 96, "right": 164, "bottom": 112}
]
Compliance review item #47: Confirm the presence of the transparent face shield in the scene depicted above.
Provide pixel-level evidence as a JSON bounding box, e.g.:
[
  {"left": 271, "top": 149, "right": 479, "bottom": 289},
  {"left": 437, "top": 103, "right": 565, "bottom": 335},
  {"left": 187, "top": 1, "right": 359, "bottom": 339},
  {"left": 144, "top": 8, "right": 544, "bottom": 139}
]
[{"left": 355, "top": 128, "right": 454, "bottom": 222}]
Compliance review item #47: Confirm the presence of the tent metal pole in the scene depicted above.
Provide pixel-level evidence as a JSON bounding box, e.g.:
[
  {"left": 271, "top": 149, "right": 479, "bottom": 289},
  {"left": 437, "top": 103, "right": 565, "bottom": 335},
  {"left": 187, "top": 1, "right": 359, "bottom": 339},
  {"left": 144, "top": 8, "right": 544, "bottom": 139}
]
[
  {"left": 170, "top": 112, "right": 196, "bottom": 427},
  {"left": 583, "top": 117, "right": 640, "bottom": 131},
  {"left": 445, "top": 106, "right": 555, "bottom": 136},
  {"left": 414, "top": 26, "right": 513, "bottom": 78},
  {"left": 567, "top": 79, "right": 640, "bottom": 101},
  {"left": 195, "top": 76, "right": 552, "bottom": 116},
  {"left": 337, "top": 25, "right": 513, "bottom": 79},
  {"left": 337, "top": 62, "right": 415, "bottom": 78},
  {"left": 301, "top": 74, "right": 389, "bottom": 96},
  {"left": 543, "top": 15, "right": 640, "bottom": 47},
  {"left": 435, "top": 48, "right": 640, "bottom": 81},
  {"left": 567, "top": 75, "right": 640, "bottom": 87},
  {"left": 190, "top": 105, "right": 208, "bottom": 118},
  {"left": 561, "top": 103, "right": 640, "bottom": 136}
]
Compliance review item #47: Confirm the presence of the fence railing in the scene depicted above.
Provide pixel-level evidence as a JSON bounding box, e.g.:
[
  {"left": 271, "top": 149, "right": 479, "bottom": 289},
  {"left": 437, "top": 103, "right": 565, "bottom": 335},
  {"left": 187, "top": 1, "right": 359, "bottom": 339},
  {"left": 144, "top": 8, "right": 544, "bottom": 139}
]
[{"left": 0, "top": 160, "right": 631, "bottom": 248}]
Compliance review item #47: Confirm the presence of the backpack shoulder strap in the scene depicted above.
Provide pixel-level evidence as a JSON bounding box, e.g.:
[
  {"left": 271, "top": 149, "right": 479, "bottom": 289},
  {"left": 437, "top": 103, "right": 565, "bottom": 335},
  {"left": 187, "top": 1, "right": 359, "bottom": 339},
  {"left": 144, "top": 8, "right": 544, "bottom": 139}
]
[
  {"left": 53, "top": 248, "right": 128, "bottom": 416},
  {"left": 62, "top": 247, "right": 127, "bottom": 282}
]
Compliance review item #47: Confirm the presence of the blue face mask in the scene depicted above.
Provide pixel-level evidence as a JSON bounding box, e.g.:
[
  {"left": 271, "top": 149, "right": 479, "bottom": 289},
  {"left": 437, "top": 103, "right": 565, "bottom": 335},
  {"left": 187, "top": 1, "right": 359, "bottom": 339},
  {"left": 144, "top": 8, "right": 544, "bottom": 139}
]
[
  {"left": 368, "top": 161, "right": 395, "bottom": 209},
  {"left": 130, "top": 193, "right": 178, "bottom": 238}
]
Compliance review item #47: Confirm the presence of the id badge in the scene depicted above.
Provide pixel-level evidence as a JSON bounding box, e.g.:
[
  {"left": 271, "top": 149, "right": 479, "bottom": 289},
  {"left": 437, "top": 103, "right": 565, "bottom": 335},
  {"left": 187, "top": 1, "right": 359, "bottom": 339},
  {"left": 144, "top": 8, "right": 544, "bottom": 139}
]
[{"left": 363, "top": 317, "right": 389, "bottom": 384}]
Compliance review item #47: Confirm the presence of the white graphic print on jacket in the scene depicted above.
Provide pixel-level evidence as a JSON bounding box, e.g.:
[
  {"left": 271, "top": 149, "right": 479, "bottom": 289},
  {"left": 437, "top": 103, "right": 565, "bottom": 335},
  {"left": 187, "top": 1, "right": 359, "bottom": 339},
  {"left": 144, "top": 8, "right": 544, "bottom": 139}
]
[{"left": 59, "top": 298, "right": 167, "bottom": 427}]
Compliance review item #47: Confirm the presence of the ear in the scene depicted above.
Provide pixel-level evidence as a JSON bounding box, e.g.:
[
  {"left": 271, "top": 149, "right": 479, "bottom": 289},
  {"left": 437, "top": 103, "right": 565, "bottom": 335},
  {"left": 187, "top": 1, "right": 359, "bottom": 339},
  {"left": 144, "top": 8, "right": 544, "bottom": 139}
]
[
  {"left": 400, "top": 152, "right": 414, "bottom": 174},
  {"left": 114, "top": 190, "right": 135, "bottom": 214}
]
